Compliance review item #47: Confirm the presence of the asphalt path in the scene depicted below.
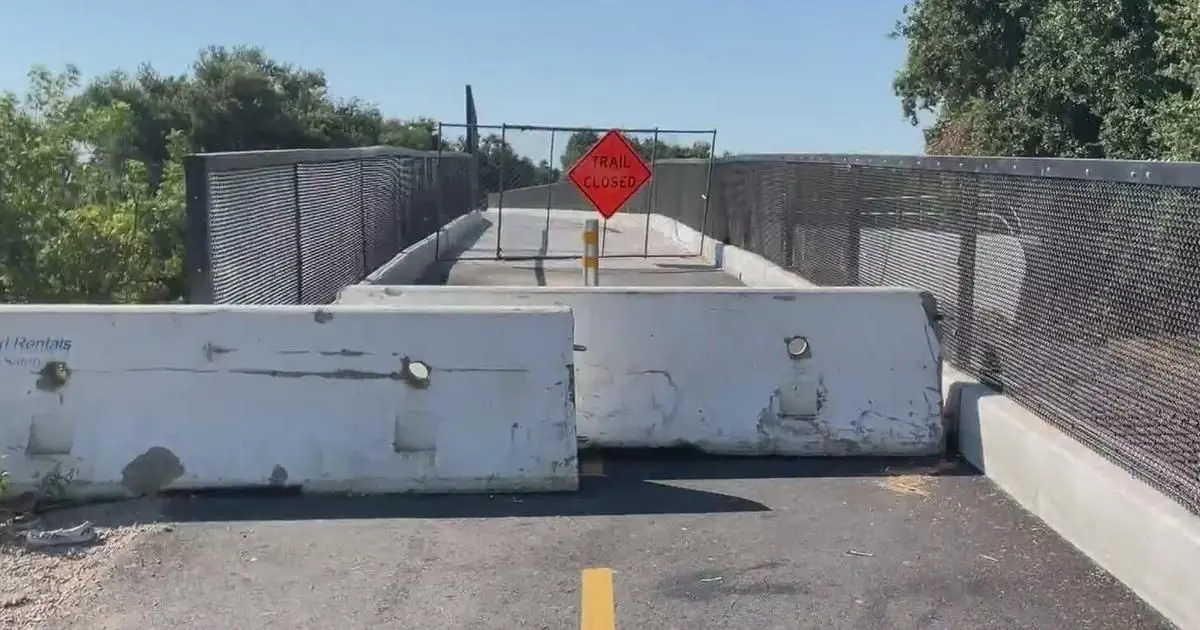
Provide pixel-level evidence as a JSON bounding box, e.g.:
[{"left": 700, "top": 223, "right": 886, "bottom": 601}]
[{"left": 48, "top": 454, "right": 1171, "bottom": 630}]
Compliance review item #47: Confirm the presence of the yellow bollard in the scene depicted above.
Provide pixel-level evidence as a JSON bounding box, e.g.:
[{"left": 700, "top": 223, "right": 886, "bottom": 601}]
[{"left": 582, "top": 219, "right": 600, "bottom": 286}]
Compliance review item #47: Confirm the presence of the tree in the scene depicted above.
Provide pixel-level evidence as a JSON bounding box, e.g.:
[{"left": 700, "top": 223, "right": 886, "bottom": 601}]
[
  {"left": 380, "top": 117, "right": 449, "bottom": 151},
  {"left": 1154, "top": 0, "right": 1200, "bottom": 160},
  {"left": 560, "top": 130, "right": 600, "bottom": 170},
  {"left": 477, "top": 134, "right": 558, "bottom": 193},
  {"left": 78, "top": 46, "right": 454, "bottom": 181},
  {"left": 559, "top": 130, "right": 712, "bottom": 171},
  {"left": 0, "top": 66, "right": 185, "bottom": 303},
  {"left": 3, "top": 47, "right": 468, "bottom": 304},
  {"left": 892, "top": 0, "right": 1172, "bottom": 158}
]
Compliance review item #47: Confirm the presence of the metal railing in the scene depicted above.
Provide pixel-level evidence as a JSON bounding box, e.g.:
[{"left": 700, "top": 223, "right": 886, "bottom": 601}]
[{"left": 184, "top": 146, "right": 477, "bottom": 304}]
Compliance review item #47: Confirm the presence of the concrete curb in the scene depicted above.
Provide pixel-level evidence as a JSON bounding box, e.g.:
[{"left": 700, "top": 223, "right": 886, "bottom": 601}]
[
  {"left": 647, "top": 212, "right": 1200, "bottom": 630},
  {"left": 942, "top": 366, "right": 1200, "bottom": 630},
  {"left": 361, "top": 210, "right": 488, "bottom": 285}
]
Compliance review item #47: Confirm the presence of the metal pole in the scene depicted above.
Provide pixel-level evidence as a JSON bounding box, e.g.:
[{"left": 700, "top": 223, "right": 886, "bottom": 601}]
[
  {"left": 495, "top": 124, "right": 508, "bottom": 259},
  {"left": 543, "top": 129, "right": 556, "bottom": 255},
  {"left": 642, "top": 128, "right": 660, "bottom": 257},
  {"left": 434, "top": 122, "right": 445, "bottom": 262},
  {"left": 291, "top": 164, "right": 304, "bottom": 304},
  {"left": 697, "top": 129, "right": 718, "bottom": 258},
  {"left": 582, "top": 219, "right": 600, "bottom": 286},
  {"left": 358, "top": 160, "right": 368, "bottom": 274}
]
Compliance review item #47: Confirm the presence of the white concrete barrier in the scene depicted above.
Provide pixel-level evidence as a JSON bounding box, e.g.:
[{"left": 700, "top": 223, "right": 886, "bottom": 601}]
[
  {"left": 0, "top": 304, "right": 577, "bottom": 498},
  {"left": 339, "top": 285, "right": 944, "bottom": 456},
  {"left": 362, "top": 210, "right": 488, "bottom": 285}
]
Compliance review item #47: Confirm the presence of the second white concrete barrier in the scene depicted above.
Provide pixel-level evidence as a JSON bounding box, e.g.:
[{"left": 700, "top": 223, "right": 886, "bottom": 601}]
[
  {"left": 0, "top": 304, "right": 577, "bottom": 498},
  {"left": 338, "top": 286, "right": 944, "bottom": 456}
]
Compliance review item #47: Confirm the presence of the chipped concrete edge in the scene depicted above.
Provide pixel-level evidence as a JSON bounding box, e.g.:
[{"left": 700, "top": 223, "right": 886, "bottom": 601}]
[
  {"left": 646, "top": 212, "right": 1200, "bottom": 630},
  {"left": 360, "top": 210, "right": 488, "bottom": 286}
]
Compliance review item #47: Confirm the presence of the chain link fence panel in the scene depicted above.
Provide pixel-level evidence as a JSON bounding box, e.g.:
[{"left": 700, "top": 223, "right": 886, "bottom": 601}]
[
  {"left": 684, "top": 154, "right": 1200, "bottom": 517},
  {"left": 184, "top": 147, "right": 477, "bottom": 305}
]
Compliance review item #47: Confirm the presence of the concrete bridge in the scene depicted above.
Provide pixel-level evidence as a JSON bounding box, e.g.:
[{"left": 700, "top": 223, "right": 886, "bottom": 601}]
[{"left": 0, "top": 145, "right": 1195, "bottom": 629}]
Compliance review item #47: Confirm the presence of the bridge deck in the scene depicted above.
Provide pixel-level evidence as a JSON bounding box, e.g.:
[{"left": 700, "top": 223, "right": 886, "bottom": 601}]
[
  {"left": 37, "top": 210, "right": 1170, "bottom": 629},
  {"left": 51, "top": 456, "right": 1169, "bottom": 629},
  {"left": 426, "top": 208, "right": 743, "bottom": 287}
]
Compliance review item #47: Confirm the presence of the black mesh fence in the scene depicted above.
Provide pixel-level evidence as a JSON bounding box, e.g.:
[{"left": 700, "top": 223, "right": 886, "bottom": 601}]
[
  {"left": 671, "top": 154, "right": 1200, "bottom": 517},
  {"left": 184, "top": 147, "right": 477, "bottom": 304}
]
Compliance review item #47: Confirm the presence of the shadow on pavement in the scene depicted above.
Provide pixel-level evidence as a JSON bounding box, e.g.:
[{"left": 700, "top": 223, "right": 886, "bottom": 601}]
[
  {"left": 39, "top": 453, "right": 975, "bottom": 527},
  {"left": 652, "top": 261, "right": 721, "bottom": 271},
  {"left": 587, "top": 449, "right": 975, "bottom": 481}
]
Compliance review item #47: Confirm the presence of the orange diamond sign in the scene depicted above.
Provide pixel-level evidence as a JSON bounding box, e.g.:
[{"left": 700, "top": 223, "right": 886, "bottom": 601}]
[{"left": 566, "top": 130, "right": 653, "bottom": 219}]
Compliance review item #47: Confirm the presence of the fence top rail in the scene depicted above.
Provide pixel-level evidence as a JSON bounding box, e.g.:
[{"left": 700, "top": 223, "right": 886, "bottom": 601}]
[
  {"left": 720, "top": 153, "right": 1200, "bottom": 187},
  {"left": 186, "top": 145, "right": 473, "bottom": 172},
  {"left": 439, "top": 122, "right": 717, "bottom": 136}
]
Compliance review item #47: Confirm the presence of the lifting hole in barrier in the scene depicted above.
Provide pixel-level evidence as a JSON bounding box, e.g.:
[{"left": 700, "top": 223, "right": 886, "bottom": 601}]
[
  {"left": 37, "top": 360, "right": 71, "bottom": 392},
  {"left": 785, "top": 336, "right": 810, "bottom": 360},
  {"left": 401, "top": 358, "right": 432, "bottom": 389}
]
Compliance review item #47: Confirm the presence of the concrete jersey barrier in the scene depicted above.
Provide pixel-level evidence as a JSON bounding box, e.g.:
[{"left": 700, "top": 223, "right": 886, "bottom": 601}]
[
  {"left": 0, "top": 304, "right": 578, "bottom": 498},
  {"left": 338, "top": 285, "right": 945, "bottom": 456}
]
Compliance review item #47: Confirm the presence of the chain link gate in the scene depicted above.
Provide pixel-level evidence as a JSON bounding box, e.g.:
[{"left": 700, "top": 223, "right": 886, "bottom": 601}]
[{"left": 435, "top": 122, "right": 717, "bottom": 261}]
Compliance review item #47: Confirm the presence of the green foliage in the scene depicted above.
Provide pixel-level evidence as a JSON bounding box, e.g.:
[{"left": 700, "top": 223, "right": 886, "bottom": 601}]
[
  {"left": 892, "top": 0, "right": 1200, "bottom": 160},
  {"left": 1155, "top": 0, "right": 1200, "bottom": 159},
  {"left": 559, "top": 130, "right": 712, "bottom": 171},
  {"left": 0, "top": 46, "right": 724, "bottom": 307},
  {"left": 0, "top": 47, "right": 484, "bottom": 305},
  {"left": 0, "top": 66, "right": 183, "bottom": 303},
  {"left": 477, "top": 134, "right": 559, "bottom": 191}
]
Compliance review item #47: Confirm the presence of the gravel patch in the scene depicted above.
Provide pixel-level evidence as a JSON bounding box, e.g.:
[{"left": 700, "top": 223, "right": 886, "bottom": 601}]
[{"left": 0, "top": 498, "right": 167, "bottom": 629}]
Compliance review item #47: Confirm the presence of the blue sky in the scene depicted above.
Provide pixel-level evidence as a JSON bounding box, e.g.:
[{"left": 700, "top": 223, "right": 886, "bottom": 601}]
[{"left": 0, "top": 0, "right": 928, "bottom": 159}]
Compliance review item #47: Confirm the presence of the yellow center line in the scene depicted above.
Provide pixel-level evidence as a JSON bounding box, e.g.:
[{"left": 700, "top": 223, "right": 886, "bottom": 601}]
[{"left": 580, "top": 567, "right": 615, "bottom": 630}]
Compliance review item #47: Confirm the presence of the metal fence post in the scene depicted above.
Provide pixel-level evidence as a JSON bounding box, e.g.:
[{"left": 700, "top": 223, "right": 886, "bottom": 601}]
[
  {"left": 844, "top": 164, "right": 863, "bottom": 285},
  {"left": 495, "top": 124, "right": 508, "bottom": 259},
  {"left": 358, "top": 160, "right": 368, "bottom": 275},
  {"left": 953, "top": 175, "right": 979, "bottom": 371},
  {"left": 435, "top": 123, "right": 445, "bottom": 261},
  {"left": 183, "top": 155, "right": 213, "bottom": 304},
  {"left": 782, "top": 168, "right": 795, "bottom": 271},
  {"left": 291, "top": 163, "right": 304, "bottom": 304},
  {"left": 642, "top": 128, "right": 660, "bottom": 258},
  {"left": 697, "top": 130, "right": 718, "bottom": 257},
  {"left": 543, "top": 129, "right": 557, "bottom": 247}
]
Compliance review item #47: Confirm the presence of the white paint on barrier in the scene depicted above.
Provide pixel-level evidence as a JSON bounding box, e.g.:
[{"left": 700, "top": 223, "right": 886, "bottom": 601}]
[
  {"left": 0, "top": 304, "right": 578, "bottom": 497},
  {"left": 339, "top": 286, "right": 944, "bottom": 456}
]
